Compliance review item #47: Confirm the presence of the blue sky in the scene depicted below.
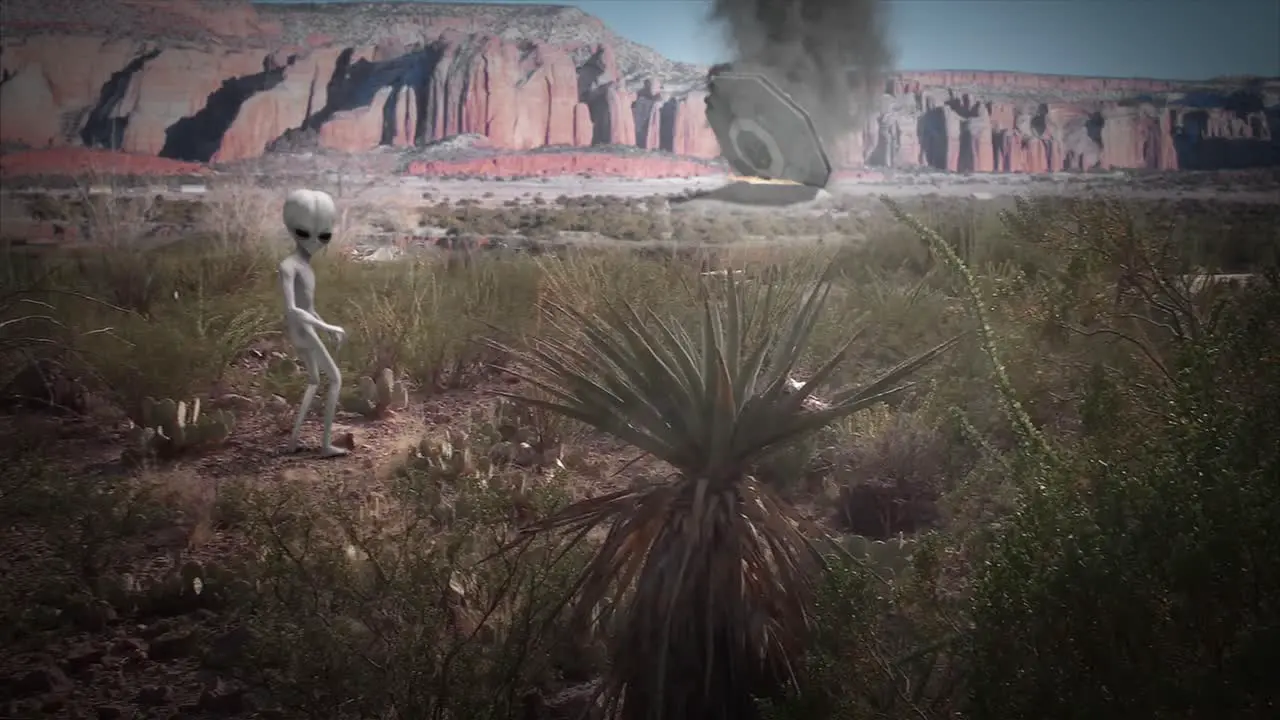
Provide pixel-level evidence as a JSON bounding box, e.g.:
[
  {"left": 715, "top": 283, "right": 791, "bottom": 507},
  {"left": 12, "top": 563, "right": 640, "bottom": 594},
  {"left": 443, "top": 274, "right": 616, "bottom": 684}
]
[{"left": 266, "top": 1, "right": 1280, "bottom": 80}]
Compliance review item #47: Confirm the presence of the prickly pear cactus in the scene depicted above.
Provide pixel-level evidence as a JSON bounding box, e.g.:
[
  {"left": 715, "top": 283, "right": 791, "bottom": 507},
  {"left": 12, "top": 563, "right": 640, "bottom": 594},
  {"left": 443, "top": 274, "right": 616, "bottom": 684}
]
[
  {"left": 471, "top": 398, "right": 559, "bottom": 467},
  {"left": 414, "top": 429, "right": 479, "bottom": 481},
  {"left": 475, "top": 398, "right": 538, "bottom": 444},
  {"left": 843, "top": 533, "right": 916, "bottom": 582},
  {"left": 342, "top": 367, "right": 409, "bottom": 418},
  {"left": 127, "top": 396, "right": 236, "bottom": 460}
]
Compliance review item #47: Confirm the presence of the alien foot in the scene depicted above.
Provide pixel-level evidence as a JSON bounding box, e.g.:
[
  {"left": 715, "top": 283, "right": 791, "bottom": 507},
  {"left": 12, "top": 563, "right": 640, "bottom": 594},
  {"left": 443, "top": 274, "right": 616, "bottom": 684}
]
[{"left": 318, "top": 444, "right": 350, "bottom": 458}]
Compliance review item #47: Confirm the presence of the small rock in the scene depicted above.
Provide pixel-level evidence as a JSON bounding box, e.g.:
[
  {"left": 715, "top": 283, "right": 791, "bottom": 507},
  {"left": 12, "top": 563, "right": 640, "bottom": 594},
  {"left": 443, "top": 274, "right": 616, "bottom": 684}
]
[
  {"left": 62, "top": 647, "right": 106, "bottom": 674},
  {"left": 335, "top": 431, "right": 357, "bottom": 450},
  {"left": 147, "top": 629, "right": 198, "bottom": 661}
]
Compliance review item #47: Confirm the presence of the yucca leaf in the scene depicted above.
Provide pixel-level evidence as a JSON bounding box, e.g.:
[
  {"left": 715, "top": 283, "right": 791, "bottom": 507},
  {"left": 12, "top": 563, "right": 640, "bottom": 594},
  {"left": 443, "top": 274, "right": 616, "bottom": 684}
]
[
  {"left": 568, "top": 318, "right": 683, "bottom": 441},
  {"left": 765, "top": 322, "right": 869, "bottom": 419},
  {"left": 491, "top": 386, "right": 672, "bottom": 460},
  {"left": 829, "top": 332, "right": 967, "bottom": 406},
  {"left": 642, "top": 309, "right": 709, "bottom": 437},
  {"left": 608, "top": 304, "right": 702, "bottom": 442},
  {"left": 760, "top": 382, "right": 923, "bottom": 450},
  {"left": 487, "top": 255, "right": 961, "bottom": 720}
]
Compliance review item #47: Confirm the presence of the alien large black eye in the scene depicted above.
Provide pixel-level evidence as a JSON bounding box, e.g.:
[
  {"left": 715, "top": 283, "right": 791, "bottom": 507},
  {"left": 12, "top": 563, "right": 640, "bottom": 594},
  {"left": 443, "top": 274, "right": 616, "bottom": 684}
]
[
  {"left": 295, "top": 229, "right": 311, "bottom": 239},
  {"left": 318, "top": 233, "right": 332, "bottom": 244}
]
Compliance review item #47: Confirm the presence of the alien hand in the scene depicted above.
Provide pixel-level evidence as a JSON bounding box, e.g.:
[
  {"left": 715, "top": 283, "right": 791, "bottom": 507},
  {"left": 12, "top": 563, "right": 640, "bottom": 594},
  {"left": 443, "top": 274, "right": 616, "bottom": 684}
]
[{"left": 328, "top": 326, "right": 346, "bottom": 347}]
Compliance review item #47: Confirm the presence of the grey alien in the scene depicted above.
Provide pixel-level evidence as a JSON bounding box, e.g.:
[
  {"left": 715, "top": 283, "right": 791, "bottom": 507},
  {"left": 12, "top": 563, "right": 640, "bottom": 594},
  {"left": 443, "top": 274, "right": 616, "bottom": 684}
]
[{"left": 278, "top": 189, "right": 349, "bottom": 457}]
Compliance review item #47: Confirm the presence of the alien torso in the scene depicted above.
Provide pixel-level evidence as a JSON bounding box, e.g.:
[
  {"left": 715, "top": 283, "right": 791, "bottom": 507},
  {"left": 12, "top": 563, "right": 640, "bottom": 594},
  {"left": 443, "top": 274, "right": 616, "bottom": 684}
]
[{"left": 290, "top": 259, "right": 316, "bottom": 314}]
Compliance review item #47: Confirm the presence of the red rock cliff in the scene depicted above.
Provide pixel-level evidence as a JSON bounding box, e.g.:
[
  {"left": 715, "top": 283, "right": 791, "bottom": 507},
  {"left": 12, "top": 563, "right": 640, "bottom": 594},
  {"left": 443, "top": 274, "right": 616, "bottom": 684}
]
[{"left": 1, "top": 0, "right": 1276, "bottom": 174}]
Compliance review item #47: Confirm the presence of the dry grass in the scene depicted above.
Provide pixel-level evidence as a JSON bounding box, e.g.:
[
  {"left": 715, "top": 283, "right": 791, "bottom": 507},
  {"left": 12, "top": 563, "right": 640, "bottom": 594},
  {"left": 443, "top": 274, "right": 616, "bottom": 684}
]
[{"left": 0, "top": 183, "right": 1276, "bottom": 719}]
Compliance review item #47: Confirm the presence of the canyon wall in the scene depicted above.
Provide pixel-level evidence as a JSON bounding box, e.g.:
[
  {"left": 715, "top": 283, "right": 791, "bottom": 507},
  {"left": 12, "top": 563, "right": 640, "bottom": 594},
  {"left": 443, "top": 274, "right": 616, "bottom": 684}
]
[{"left": 1, "top": 0, "right": 1276, "bottom": 174}]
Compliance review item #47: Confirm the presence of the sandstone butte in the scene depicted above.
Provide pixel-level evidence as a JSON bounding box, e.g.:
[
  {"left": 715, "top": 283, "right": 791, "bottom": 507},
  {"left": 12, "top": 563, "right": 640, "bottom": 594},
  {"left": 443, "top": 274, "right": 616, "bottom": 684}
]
[{"left": 1, "top": 0, "right": 1277, "bottom": 178}]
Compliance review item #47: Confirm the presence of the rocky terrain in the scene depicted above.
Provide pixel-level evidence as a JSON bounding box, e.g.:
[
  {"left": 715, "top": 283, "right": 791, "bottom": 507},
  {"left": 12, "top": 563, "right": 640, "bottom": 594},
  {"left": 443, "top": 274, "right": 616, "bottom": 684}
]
[{"left": 1, "top": 0, "right": 1278, "bottom": 178}]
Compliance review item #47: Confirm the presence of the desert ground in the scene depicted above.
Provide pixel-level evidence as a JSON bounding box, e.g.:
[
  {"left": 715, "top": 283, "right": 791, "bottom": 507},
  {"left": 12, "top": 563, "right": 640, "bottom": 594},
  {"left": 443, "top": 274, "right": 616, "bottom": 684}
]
[
  {"left": 0, "top": 165, "right": 1278, "bottom": 720},
  {"left": 5, "top": 164, "right": 1278, "bottom": 252},
  {"left": 4, "top": 0, "right": 1278, "bottom": 711}
]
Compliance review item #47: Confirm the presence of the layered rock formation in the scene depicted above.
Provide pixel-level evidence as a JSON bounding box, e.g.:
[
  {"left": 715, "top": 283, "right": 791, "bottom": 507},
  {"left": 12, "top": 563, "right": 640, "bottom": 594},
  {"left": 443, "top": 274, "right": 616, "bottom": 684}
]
[{"left": 2, "top": 0, "right": 1277, "bottom": 175}]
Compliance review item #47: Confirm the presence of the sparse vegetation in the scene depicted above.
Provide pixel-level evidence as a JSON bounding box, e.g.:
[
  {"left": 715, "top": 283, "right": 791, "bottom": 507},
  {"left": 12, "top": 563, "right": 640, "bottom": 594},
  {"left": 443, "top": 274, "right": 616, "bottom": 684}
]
[{"left": 1, "top": 184, "right": 1277, "bottom": 719}]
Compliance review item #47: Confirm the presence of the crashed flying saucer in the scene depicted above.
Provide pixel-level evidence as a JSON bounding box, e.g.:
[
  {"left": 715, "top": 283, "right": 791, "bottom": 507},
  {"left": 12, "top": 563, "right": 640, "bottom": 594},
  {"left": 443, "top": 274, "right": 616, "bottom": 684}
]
[{"left": 704, "top": 65, "right": 833, "bottom": 188}]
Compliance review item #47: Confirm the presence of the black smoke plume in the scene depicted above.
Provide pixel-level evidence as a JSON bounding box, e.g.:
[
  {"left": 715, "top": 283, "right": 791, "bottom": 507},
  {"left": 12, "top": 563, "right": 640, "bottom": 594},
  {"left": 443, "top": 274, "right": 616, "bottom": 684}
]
[{"left": 707, "top": 0, "right": 893, "bottom": 145}]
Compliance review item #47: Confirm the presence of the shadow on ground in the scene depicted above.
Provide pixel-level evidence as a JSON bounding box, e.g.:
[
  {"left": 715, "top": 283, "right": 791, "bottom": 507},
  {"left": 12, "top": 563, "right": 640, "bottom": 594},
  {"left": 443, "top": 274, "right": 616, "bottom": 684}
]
[{"left": 672, "top": 181, "right": 828, "bottom": 209}]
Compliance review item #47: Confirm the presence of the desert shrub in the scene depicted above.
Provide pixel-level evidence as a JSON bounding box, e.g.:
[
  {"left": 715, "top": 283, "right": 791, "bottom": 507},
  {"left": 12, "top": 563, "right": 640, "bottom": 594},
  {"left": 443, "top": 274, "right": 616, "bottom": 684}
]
[
  {"left": 966, "top": 272, "right": 1280, "bottom": 720},
  {"left": 890, "top": 194, "right": 1280, "bottom": 719},
  {"left": 61, "top": 276, "right": 269, "bottom": 420},
  {"left": 238, "top": 430, "right": 590, "bottom": 719},
  {"left": 828, "top": 407, "right": 952, "bottom": 538},
  {"left": 815, "top": 262, "right": 968, "bottom": 387},
  {"left": 0, "top": 437, "right": 183, "bottom": 649},
  {"left": 758, "top": 541, "right": 965, "bottom": 720},
  {"left": 325, "top": 253, "right": 543, "bottom": 389},
  {"left": 0, "top": 270, "right": 87, "bottom": 410},
  {"left": 536, "top": 249, "right": 706, "bottom": 325},
  {"left": 0, "top": 183, "right": 283, "bottom": 419},
  {"left": 0, "top": 244, "right": 273, "bottom": 421},
  {"left": 1159, "top": 198, "right": 1280, "bottom": 271}
]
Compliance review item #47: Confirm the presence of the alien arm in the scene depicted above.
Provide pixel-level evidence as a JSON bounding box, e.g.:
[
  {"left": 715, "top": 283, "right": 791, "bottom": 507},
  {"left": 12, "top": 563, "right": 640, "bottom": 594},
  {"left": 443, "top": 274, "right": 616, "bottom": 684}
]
[{"left": 278, "top": 264, "right": 339, "bottom": 333}]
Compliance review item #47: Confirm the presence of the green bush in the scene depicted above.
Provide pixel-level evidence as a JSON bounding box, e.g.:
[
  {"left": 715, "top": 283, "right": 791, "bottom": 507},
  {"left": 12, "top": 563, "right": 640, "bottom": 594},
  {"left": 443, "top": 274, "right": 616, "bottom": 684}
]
[
  {"left": 758, "top": 536, "right": 966, "bottom": 720},
  {"left": 884, "top": 195, "right": 1280, "bottom": 720},
  {"left": 965, "top": 266, "right": 1280, "bottom": 717}
]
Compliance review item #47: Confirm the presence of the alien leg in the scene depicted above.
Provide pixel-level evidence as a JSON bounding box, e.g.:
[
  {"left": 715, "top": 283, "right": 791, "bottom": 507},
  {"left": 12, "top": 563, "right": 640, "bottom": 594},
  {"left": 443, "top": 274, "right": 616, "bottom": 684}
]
[
  {"left": 310, "top": 335, "right": 347, "bottom": 457},
  {"left": 287, "top": 347, "right": 323, "bottom": 453}
]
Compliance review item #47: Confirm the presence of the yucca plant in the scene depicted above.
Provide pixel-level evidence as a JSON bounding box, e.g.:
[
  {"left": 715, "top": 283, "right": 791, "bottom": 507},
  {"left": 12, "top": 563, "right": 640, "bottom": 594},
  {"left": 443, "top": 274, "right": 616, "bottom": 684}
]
[{"left": 491, "top": 261, "right": 961, "bottom": 720}]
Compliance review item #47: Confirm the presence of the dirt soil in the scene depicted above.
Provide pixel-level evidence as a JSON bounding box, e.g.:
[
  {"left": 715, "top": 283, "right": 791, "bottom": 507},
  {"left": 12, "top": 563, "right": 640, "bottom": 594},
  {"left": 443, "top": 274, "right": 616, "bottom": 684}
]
[{"left": 0, "top": 341, "right": 651, "bottom": 720}]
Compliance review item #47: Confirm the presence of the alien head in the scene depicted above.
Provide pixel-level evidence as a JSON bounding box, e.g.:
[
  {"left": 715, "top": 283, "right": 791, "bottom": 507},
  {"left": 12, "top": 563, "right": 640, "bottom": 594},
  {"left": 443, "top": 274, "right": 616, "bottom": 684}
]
[{"left": 283, "top": 189, "right": 337, "bottom": 256}]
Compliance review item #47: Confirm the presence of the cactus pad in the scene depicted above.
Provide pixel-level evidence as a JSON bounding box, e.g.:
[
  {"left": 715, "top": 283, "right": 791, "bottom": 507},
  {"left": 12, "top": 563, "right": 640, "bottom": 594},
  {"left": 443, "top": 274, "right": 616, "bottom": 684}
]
[
  {"left": 128, "top": 396, "right": 236, "bottom": 459},
  {"left": 342, "top": 367, "right": 409, "bottom": 418}
]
